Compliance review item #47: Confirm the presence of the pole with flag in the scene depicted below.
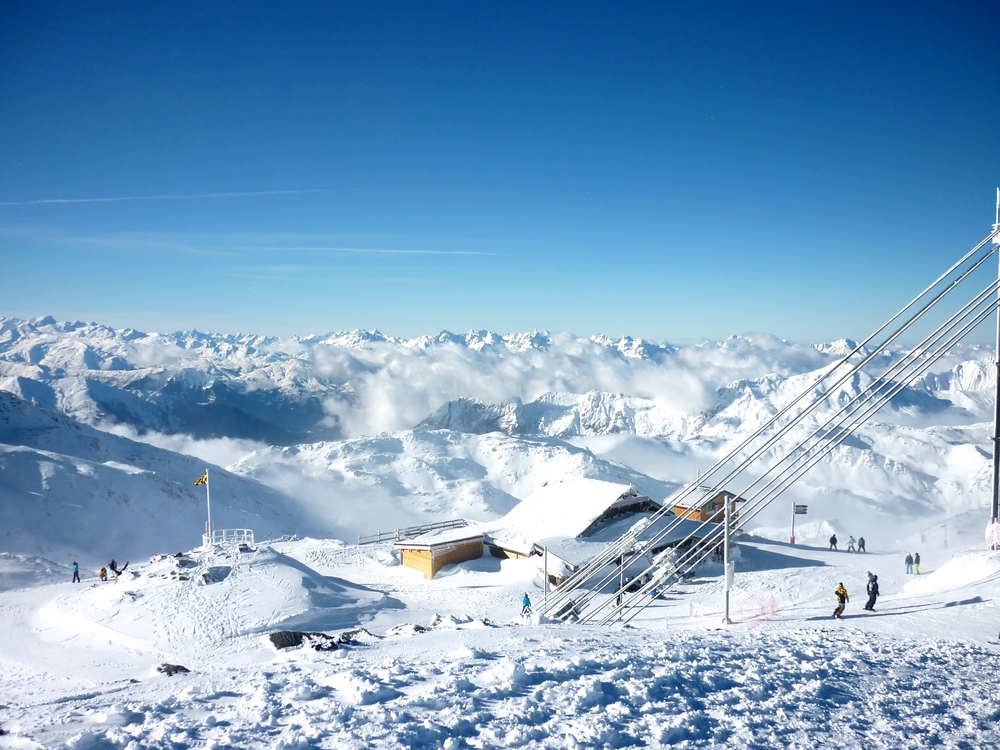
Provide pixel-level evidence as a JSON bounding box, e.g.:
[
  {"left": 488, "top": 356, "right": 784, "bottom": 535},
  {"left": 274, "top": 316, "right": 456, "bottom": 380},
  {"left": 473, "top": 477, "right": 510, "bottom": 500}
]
[{"left": 194, "top": 470, "right": 212, "bottom": 543}]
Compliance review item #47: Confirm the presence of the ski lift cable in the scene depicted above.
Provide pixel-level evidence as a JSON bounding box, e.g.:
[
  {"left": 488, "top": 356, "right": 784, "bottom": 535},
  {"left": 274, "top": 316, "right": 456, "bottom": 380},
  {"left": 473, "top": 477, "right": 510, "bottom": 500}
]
[
  {"left": 541, "top": 238, "right": 999, "bottom": 615},
  {"left": 606, "top": 298, "right": 1000, "bottom": 626},
  {"left": 589, "top": 291, "right": 1000, "bottom": 625}
]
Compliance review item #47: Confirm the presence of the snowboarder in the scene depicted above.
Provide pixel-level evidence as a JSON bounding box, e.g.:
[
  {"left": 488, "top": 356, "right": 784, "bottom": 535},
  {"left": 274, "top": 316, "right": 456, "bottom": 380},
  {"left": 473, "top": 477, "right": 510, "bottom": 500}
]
[
  {"left": 847, "top": 536, "right": 856, "bottom": 553},
  {"left": 866, "top": 571, "right": 874, "bottom": 594},
  {"left": 98, "top": 567, "right": 107, "bottom": 582},
  {"left": 521, "top": 593, "right": 532, "bottom": 616},
  {"left": 905, "top": 553, "right": 913, "bottom": 574},
  {"left": 108, "top": 559, "right": 128, "bottom": 581},
  {"left": 72, "top": 562, "right": 80, "bottom": 583},
  {"left": 858, "top": 536, "right": 866, "bottom": 553},
  {"left": 914, "top": 552, "right": 921, "bottom": 575},
  {"left": 864, "top": 575, "right": 879, "bottom": 611},
  {"left": 829, "top": 534, "right": 838, "bottom": 551},
  {"left": 833, "top": 582, "right": 849, "bottom": 619}
]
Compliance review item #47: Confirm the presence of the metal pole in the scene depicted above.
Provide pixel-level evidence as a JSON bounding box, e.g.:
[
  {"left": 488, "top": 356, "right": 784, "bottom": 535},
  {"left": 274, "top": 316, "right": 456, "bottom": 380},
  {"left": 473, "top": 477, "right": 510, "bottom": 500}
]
[
  {"left": 790, "top": 500, "right": 796, "bottom": 545},
  {"left": 619, "top": 555, "right": 624, "bottom": 622},
  {"left": 543, "top": 547, "right": 549, "bottom": 614},
  {"left": 723, "top": 495, "right": 732, "bottom": 624},
  {"left": 993, "top": 187, "right": 1000, "bottom": 522},
  {"left": 205, "top": 468, "right": 213, "bottom": 538}
]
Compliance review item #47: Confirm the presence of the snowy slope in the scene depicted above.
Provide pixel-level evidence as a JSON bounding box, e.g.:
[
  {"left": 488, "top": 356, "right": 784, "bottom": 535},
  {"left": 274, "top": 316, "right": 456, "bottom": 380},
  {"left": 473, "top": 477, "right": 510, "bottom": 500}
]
[
  {"left": 3, "top": 527, "right": 1000, "bottom": 748},
  {"left": 0, "top": 392, "right": 306, "bottom": 563}
]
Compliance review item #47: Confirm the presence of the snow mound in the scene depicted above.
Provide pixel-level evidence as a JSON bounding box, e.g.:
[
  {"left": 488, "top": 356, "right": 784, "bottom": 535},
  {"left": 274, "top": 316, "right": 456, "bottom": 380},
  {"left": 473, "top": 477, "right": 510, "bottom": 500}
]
[
  {"left": 901, "top": 550, "right": 1000, "bottom": 597},
  {"left": 35, "top": 546, "right": 388, "bottom": 657}
]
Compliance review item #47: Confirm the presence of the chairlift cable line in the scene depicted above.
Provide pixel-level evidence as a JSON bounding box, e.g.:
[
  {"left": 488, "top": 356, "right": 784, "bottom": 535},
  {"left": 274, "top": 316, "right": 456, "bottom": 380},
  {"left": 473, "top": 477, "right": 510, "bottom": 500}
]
[
  {"left": 605, "top": 298, "right": 1000, "bottom": 625},
  {"left": 541, "top": 234, "right": 1000, "bottom": 617}
]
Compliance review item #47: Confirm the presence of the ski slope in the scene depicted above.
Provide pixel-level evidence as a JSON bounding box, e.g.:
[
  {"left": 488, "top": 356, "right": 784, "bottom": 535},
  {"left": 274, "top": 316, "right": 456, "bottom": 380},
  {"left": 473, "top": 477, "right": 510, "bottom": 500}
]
[{"left": 1, "top": 528, "right": 999, "bottom": 748}]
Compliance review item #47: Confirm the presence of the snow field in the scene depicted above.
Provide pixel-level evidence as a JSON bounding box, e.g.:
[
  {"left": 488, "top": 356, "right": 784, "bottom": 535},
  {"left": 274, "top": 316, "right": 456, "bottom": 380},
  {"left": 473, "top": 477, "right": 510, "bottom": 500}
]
[{"left": 4, "top": 625, "right": 1000, "bottom": 748}]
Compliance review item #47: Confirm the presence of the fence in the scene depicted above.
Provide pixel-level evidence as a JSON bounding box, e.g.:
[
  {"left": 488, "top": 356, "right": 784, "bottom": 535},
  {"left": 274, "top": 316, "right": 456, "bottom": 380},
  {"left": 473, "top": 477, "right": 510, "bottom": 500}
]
[
  {"left": 358, "top": 518, "right": 469, "bottom": 545},
  {"left": 202, "top": 528, "right": 255, "bottom": 548}
]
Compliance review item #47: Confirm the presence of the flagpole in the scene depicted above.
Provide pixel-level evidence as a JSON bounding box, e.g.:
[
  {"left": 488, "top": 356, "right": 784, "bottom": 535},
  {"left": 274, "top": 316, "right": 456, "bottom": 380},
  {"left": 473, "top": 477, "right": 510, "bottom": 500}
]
[{"left": 205, "top": 469, "right": 213, "bottom": 540}]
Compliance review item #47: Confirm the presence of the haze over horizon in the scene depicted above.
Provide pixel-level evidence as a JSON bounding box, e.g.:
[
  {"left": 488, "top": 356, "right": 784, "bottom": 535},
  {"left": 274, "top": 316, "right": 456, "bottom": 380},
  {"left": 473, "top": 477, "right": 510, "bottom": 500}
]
[{"left": 2, "top": 3, "right": 999, "bottom": 342}]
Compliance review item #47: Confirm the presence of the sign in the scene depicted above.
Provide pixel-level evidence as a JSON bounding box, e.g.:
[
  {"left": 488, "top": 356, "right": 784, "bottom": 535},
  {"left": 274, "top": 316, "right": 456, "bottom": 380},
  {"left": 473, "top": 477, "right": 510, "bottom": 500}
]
[{"left": 794, "top": 505, "right": 808, "bottom": 514}]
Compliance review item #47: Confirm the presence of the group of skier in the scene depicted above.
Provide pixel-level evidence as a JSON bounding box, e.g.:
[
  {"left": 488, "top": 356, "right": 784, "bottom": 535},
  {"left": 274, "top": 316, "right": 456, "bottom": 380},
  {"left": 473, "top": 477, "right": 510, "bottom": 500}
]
[
  {"left": 70, "top": 558, "right": 127, "bottom": 583},
  {"left": 833, "top": 571, "right": 881, "bottom": 618},
  {"left": 828, "top": 534, "right": 866, "bottom": 553}
]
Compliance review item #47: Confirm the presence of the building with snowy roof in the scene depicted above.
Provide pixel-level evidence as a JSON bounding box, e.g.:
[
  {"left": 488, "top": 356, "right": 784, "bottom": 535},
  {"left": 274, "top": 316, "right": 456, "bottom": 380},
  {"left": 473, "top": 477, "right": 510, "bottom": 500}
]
[
  {"left": 670, "top": 486, "right": 746, "bottom": 524},
  {"left": 395, "top": 477, "right": 722, "bottom": 581}
]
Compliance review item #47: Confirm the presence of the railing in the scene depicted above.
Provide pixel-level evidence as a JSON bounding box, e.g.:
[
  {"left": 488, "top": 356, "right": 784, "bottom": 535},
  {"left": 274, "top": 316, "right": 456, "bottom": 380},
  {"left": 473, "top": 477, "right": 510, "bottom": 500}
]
[
  {"left": 358, "top": 518, "right": 469, "bottom": 545},
  {"left": 202, "top": 528, "right": 255, "bottom": 548}
]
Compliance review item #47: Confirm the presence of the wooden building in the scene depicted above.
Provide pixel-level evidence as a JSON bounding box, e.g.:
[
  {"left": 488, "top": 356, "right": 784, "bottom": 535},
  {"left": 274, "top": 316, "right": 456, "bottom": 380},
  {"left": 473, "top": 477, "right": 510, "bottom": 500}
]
[
  {"left": 671, "top": 486, "right": 745, "bottom": 524},
  {"left": 395, "top": 530, "right": 485, "bottom": 579}
]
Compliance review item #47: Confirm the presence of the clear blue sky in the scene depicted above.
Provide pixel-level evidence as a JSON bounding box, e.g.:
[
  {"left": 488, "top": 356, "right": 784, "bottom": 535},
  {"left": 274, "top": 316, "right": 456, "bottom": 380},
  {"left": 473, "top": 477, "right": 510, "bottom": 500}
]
[{"left": 1, "top": 2, "right": 999, "bottom": 341}]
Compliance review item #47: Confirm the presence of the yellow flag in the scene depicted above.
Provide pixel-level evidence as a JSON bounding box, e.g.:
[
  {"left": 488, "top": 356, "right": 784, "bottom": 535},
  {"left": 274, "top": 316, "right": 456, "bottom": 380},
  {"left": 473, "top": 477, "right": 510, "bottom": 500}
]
[{"left": 193, "top": 472, "right": 208, "bottom": 486}]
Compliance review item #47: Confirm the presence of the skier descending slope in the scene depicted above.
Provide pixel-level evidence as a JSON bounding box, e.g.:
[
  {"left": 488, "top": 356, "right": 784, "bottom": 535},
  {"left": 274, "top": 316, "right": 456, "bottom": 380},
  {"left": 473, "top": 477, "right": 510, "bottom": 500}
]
[{"left": 833, "top": 582, "right": 849, "bottom": 619}]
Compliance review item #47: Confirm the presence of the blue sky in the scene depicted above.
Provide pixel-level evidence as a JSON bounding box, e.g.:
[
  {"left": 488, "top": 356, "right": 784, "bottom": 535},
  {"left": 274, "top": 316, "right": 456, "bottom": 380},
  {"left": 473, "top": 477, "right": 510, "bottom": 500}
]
[{"left": 1, "top": 2, "right": 999, "bottom": 341}]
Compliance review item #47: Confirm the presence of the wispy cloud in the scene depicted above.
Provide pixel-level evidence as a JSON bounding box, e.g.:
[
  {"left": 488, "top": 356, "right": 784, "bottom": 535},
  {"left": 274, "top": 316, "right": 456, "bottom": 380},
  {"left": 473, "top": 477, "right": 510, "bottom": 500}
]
[
  {"left": 234, "top": 246, "right": 494, "bottom": 256},
  {"left": 0, "top": 189, "right": 328, "bottom": 206}
]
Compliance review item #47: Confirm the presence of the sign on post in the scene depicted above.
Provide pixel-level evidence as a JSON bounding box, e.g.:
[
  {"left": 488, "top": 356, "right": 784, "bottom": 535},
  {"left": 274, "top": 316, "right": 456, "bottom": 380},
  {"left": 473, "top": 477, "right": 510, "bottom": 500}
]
[{"left": 790, "top": 503, "right": 807, "bottom": 544}]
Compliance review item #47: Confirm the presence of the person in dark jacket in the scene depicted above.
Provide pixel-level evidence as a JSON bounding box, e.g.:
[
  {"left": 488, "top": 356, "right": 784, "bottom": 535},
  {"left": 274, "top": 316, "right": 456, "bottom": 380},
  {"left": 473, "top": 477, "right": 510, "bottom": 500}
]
[
  {"left": 829, "top": 534, "right": 838, "bottom": 550},
  {"left": 72, "top": 562, "right": 80, "bottom": 583},
  {"left": 834, "top": 582, "right": 849, "bottom": 618},
  {"left": 858, "top": 536, "right": 866, "bottom": 553},
  {"left": 914, "top": 552, "right": 921, "bottom": 575},
  {"left": 864, "top": 575, "right": 879, "bottom": 611},
  {"left": 905, "top": 553, "right": 913, "bottom": 574}
]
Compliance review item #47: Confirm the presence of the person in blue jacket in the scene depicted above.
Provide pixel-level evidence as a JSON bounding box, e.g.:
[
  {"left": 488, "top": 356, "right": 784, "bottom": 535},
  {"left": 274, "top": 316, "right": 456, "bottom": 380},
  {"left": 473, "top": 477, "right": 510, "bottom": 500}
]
[
  {"left": 72, "top": 562, "right": 80, "bottom": 583},
  {"left": 521, "top": 592, "right": 532, "bottom": 616}
]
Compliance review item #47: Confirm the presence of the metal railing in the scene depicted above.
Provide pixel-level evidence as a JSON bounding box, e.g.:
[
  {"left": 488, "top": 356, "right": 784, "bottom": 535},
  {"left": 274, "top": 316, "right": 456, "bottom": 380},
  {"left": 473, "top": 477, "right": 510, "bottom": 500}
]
[
  {"left": 358, "top": 518, "right": 470, "bottom": 545},
  {"left": 202, "top": 528, "right": 255, "bottom": 548}
]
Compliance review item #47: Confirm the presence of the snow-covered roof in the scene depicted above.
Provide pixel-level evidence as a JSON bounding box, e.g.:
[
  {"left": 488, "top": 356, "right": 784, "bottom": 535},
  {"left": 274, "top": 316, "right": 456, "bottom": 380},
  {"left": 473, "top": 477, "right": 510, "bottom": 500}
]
[
  {"left": 538, "top": 513, "right": 709, "bottom": 570},
  {"left": 394, "top": 526, "right": 485, "bottom": 550},
  {"left": 482, "top": 477, "right": 657, "bottom": 557},
  {"left": 669, "top": 485, "right": 739, "bottom": 510}
]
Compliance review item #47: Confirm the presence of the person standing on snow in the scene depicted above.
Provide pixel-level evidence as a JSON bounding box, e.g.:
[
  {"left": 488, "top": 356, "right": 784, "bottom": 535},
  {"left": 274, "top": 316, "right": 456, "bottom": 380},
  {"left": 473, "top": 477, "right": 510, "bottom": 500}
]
[
  {"left": 905, "top": 553, "right": 913, "bottom": 574},
  {"left": 72, "top": 562, "right": 80, "bottom": 583},
  {"left": 847, "top": 536, "right": 856, "bottom": 553},
  {"left": 98, "top": 567, "right": 107, "bottom": 582},
  {"left": 858, "top": 536, "right": 866, "bottom": 553},
  {"left": 864, "top": 575, "right": 879, "bottom": 611},
  {"left": 866, "top": 571, "right": 874, "bottom": 594},
  {"left": 521, "top": 592, "right": 532, "bottom": 616},
  {"left": 829, "top": 534, "right": 838, "bottom": 550},
  {"left": 914, "top": 552, "right": 921, "bottom": 575},
  {"left": 833, "top": 582, "right": 849, "bottom": 619}
]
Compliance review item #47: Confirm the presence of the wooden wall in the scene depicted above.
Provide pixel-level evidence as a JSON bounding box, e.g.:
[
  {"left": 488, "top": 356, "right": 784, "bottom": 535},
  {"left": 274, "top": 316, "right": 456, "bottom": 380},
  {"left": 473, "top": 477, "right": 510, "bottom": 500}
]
[{"left": 400, "top": 537, "right": 484, "bottom": 579}]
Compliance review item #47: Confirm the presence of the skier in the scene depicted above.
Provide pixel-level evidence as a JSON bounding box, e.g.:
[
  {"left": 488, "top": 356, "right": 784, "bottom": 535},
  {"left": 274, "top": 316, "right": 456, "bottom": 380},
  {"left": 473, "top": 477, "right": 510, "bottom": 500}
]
[
  {"left": 905, "top": 553, "right": 913, "bottom": 574},
  {"left": 864, "top": 575, "right": 879, "bottom": 611},
  {"left": 521, "top": 592, "right": 532, "bottom": 616},
  {"left": 858, "top": 536, "right": 866, "bottom": 553},
  {"left": 847, "top": 536, "right": 856, "bottom": 553},
  {"left": 866, "top": 571, "right": 874, "bottom": 594},
  {"left": 72, "top": 562, "right": 80, "bottom": 583},
  {"left": 829, "top": 534, "right": 838, "bottom": 551},
  {"left": 833, "top": 582, "right": 849, "bottom": 619},
  {"left": 914, "top": 552, "right": 921, "bottom": 575},
  {"left": 98, "top": 567, "right": 107, "bottom": 582}
]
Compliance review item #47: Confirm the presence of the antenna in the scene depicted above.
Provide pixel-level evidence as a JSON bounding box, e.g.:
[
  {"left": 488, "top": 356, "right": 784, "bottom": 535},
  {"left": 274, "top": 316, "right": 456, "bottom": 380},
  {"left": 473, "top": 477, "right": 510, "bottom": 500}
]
[{"left": 994, "top": 187, "right": 1000, "bottom": 244}]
